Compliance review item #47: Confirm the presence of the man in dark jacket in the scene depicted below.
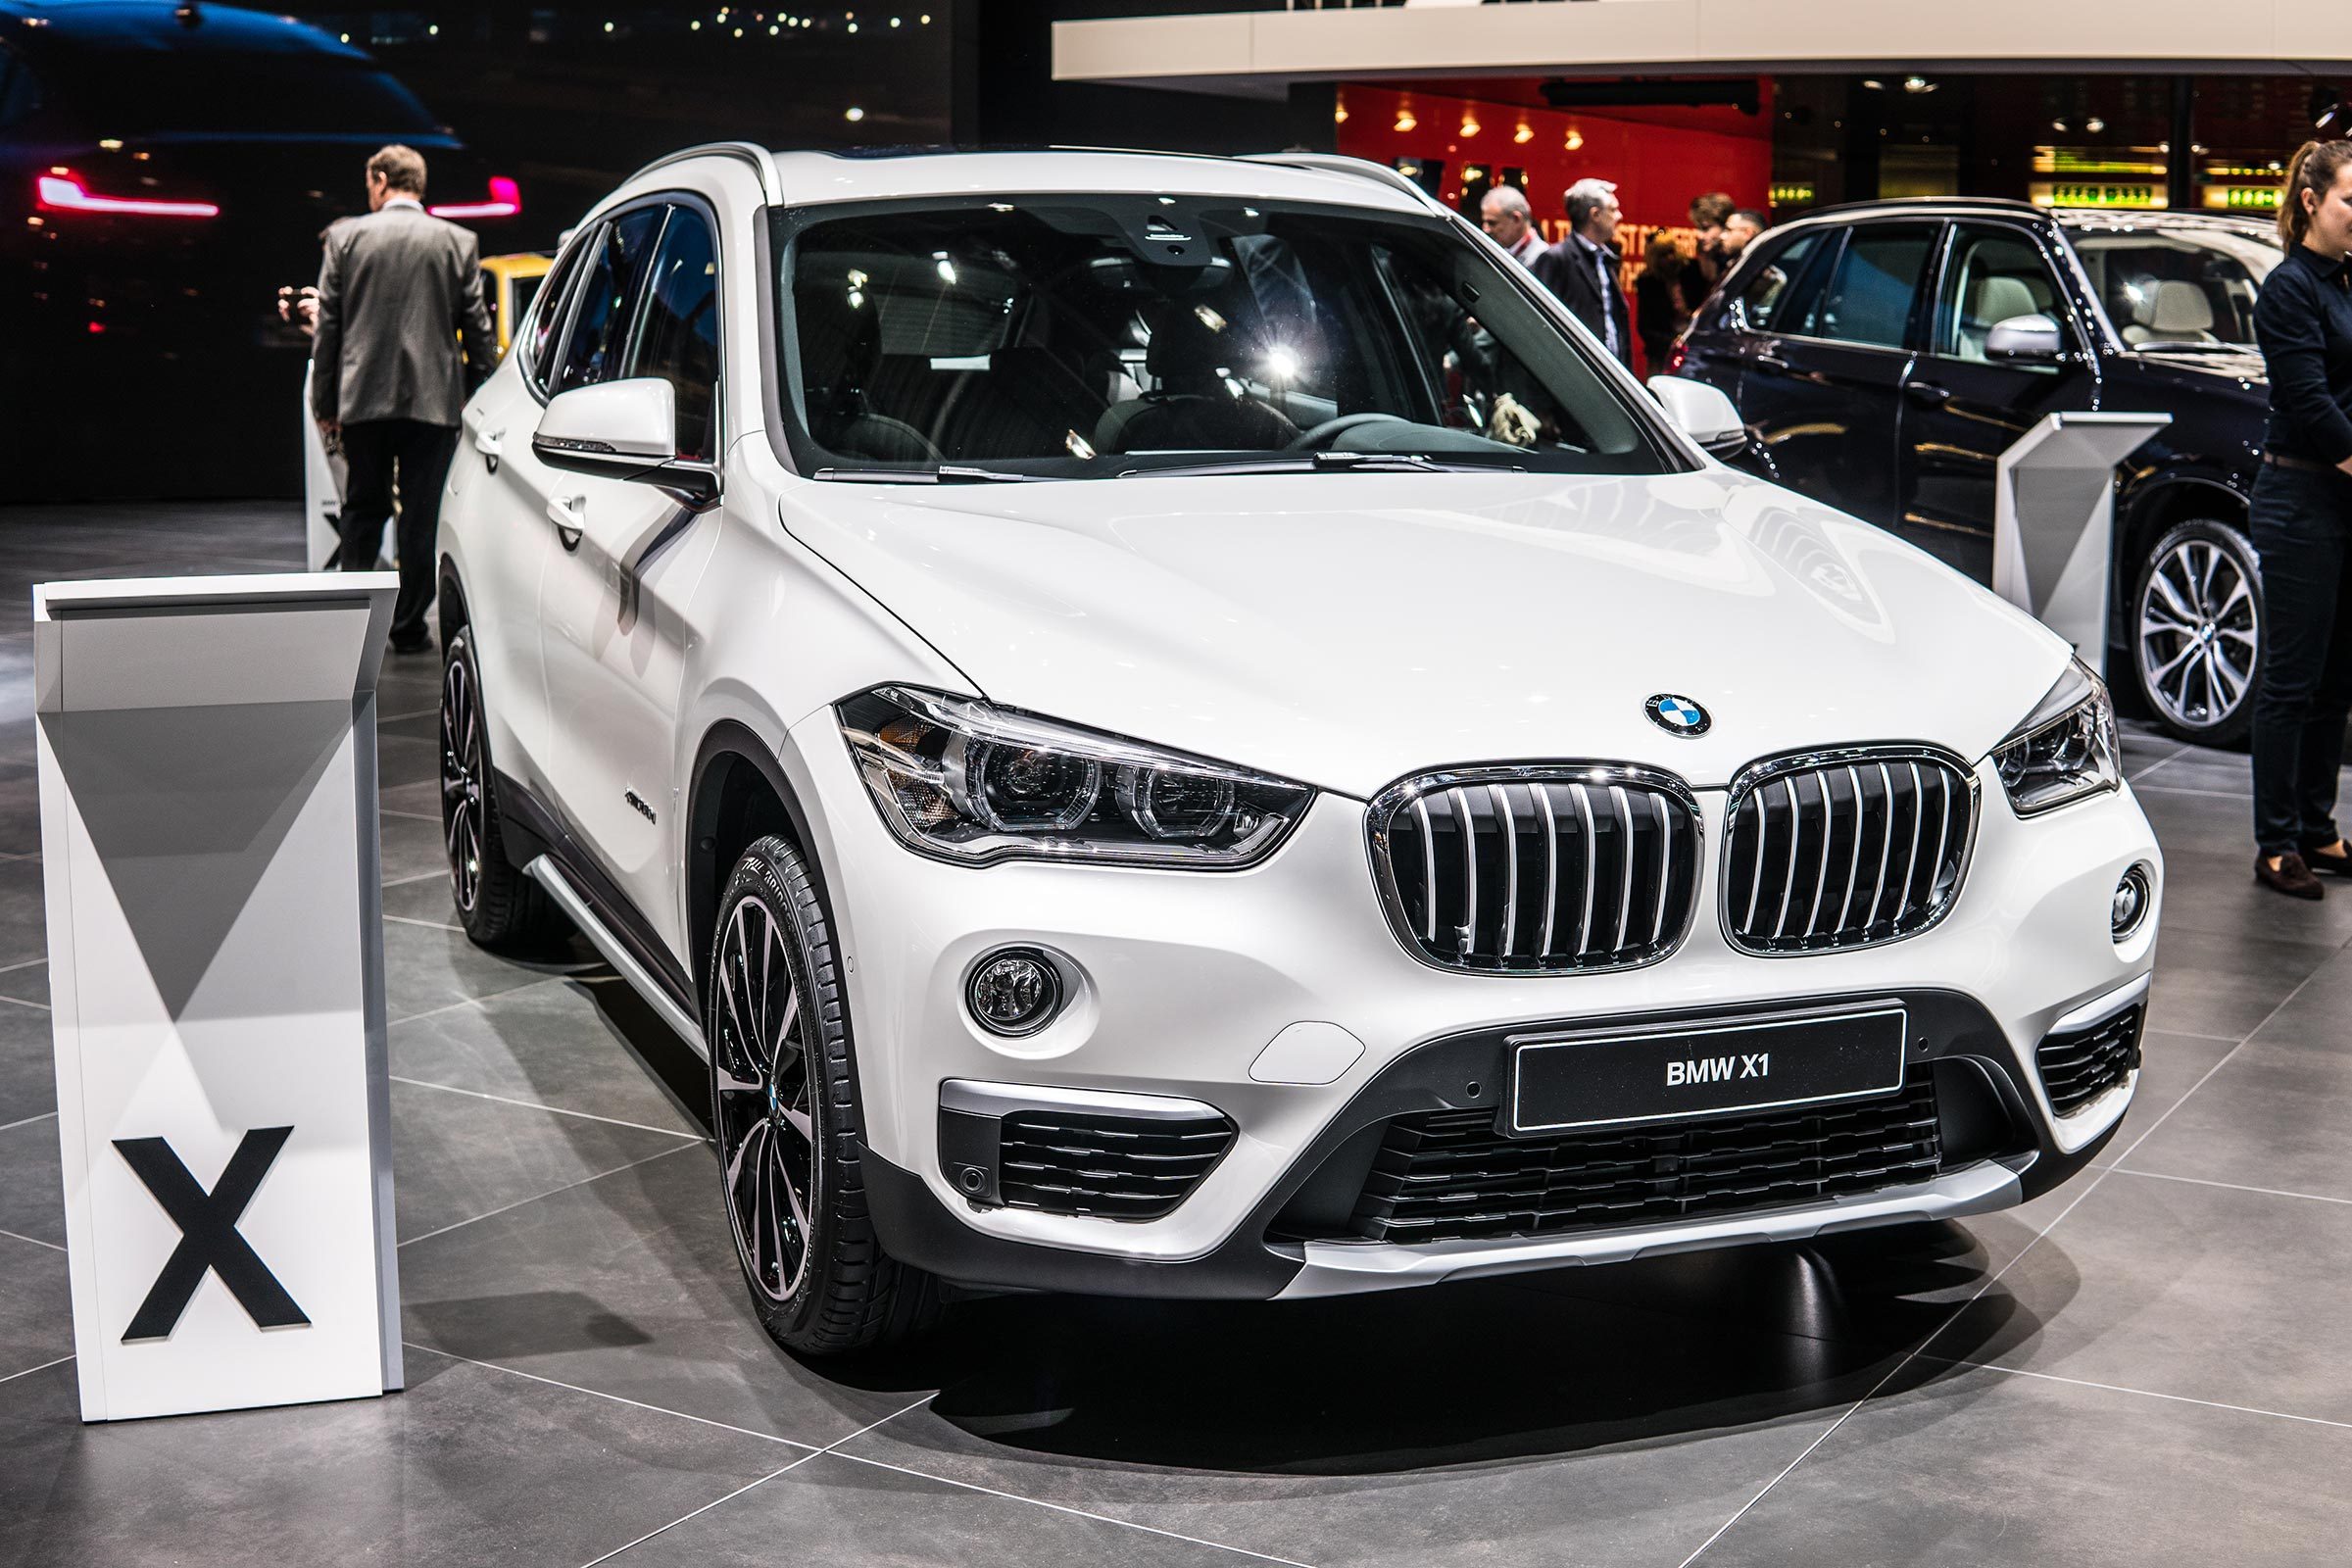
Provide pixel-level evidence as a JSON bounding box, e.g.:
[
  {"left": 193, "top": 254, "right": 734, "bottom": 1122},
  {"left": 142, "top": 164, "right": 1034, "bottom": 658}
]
[
  {"left": 311, "top": 144, "right": 496, "bottom": 653},
  {"left": 1531, "top": 177, "right": 1634, "bottom": 368}
]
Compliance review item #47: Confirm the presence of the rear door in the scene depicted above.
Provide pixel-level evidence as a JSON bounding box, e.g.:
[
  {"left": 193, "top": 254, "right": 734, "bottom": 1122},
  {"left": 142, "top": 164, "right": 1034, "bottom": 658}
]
[
  {"left": 1894, "top": 220, "right": 2096, "bottom": 581},
  {"left": 1740, "top": 220, "right": 1940, "bottom": 527}
]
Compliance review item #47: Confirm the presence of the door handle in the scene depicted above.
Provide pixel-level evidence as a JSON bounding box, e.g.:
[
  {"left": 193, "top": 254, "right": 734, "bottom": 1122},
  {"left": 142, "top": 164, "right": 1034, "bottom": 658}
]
[
  {"left": 546, "top": 492, "right": 584, "bottom": 551},
  {"left": 1754, "top": 351, "right": 1794, "bottom": 375},
  {"left": 1904, "top": 381, "right": 1952, "bottom": 409},
  {"left": 473, "top": 425, "right": 505, "bottom": 472}
]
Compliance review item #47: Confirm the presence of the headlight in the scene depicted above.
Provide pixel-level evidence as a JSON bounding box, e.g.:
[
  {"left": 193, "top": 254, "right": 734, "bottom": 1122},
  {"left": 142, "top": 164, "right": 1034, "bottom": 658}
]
[
  {"left": 1990, "top": 657, "right": 2121, "bottom": 817},
  {"left": 837, "top": 686, "right": 1314, "bottom": 867}
]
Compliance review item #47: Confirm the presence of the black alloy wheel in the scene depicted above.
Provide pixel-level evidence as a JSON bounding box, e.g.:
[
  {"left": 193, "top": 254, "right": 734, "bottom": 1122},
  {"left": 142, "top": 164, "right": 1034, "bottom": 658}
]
[
  {"left": 437, "top": 625, "right": 559, "bottom": 948},
  {"left": 708, "top": 836, "right": 940, "bottom": 1356},
  {"left": 712, "top": 892, "right": 817, "bottom": 1306},
  {"left": 2133, "top": 516, "right": 2263, "bottom": 748}
]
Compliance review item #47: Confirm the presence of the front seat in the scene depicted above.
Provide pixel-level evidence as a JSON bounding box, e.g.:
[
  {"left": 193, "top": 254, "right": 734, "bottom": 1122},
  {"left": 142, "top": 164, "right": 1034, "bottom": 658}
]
[
  {"left": 1095, "top": 302, "right": 1298, "bottom": 455},
  {"left": 798, "top": 293, "right": 944, "bottom": 464},
  {"left": 2124, "top": 279, "right": 2218, "bottom": 346}
]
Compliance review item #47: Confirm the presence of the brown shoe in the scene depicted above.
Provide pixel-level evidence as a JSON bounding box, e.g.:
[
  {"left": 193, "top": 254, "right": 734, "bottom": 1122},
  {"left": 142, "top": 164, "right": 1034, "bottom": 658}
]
[
  {"left": 2258, "top": 851, "right": 2327, "bottom": 901},
  {"left": 2300, "top": 839, "right": 2352, "bottom": 877}
]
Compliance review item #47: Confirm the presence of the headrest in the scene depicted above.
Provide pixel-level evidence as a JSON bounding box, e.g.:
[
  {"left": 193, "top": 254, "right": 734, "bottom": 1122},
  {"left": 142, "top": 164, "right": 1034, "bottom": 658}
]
[
  {"left": 1144, "top": 302, "right": 1243, "bottom": 386},
  {"left": 2147, "top": 279, "right": 2214, "bottom": 333},
  {"left": 1971, "top": 274, "right": 2037, "bottom": 325}
]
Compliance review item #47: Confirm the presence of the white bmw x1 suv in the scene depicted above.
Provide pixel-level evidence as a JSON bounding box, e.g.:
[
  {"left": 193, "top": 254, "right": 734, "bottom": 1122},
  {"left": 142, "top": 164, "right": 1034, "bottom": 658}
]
[{"left": 433, "top": 143, "right": 2162, "bottom": 1355}]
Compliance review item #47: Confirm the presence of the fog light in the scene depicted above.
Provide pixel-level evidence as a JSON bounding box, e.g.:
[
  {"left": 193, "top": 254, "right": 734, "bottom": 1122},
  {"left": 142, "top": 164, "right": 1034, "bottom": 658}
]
[
  {"left": 966, "top": 949, "right": 1062, "bottom": 1036},
  {"left": 2111, "top": 864, "right": 2152, "bottom": 940}
]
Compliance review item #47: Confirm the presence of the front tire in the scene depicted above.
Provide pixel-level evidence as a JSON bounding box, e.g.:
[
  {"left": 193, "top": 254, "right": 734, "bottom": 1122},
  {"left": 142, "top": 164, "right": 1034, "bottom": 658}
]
[
  {"left": 709, "top": 835, "right": 939, "bottom": 1357},
  {"left": 2132, "top": 516, "right": 2262, "bottom": 748}
]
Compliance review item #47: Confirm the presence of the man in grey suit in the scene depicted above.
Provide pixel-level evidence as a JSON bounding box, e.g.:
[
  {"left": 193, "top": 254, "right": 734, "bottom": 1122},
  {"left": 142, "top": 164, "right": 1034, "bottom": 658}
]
[{"left": 311, "top": 144, "right": 495, "bottom": 653}]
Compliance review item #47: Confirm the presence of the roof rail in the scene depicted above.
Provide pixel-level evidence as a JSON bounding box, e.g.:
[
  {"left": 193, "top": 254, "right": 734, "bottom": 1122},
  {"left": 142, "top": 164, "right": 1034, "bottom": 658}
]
[
  {"left": 619, "top": 141, "right": 784, "bottom": 206},
  {"left": 1242, "top": 152, "right": 1450, "bottom": 217}
]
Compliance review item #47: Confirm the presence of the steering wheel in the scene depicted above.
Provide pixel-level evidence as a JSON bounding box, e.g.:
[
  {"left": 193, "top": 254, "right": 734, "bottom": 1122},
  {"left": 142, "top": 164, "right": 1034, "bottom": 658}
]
[{"left": 1286, "top": 413, "right": 1401, "bottom": 452}]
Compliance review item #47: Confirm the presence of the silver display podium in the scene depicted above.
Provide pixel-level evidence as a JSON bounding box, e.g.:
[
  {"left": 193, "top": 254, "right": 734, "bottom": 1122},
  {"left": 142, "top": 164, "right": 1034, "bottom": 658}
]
[
  {"left": 1991, "top": 411, "right": 2174, "bottom": 673},
  {"left": 34, "top": 572, "right": 404, "bottom": 1421}
]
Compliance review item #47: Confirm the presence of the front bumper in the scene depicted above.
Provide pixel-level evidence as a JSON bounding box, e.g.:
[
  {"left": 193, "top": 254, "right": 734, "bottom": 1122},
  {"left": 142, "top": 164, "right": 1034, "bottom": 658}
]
[{"left": 788, "top": 712, "right": 2159, "bottom": 1298}]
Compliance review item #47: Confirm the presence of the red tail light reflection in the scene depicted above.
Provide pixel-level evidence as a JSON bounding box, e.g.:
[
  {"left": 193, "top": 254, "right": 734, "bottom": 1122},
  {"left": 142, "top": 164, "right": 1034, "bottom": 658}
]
[{"left": 35, "top": 172, "right": 219, "bottom": 219}]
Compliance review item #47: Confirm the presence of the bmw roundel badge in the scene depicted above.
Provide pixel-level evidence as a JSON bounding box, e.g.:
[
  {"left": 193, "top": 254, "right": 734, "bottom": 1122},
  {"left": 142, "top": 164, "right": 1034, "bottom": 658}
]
[{"left": 1645, "top": 694, "right": 1711, "bottom": 737}]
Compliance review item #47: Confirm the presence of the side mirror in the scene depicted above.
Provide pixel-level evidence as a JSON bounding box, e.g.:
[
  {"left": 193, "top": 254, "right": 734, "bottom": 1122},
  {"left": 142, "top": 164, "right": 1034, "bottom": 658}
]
[
  {"left": 1985, "top": 313, "right": 2065, "bottom": 365},
  {"left": 532, "top": 378, "right": 717, "bottom": 504},
  {"left": 1648, "top": 374, "right": 1749, "bottom": 459}
]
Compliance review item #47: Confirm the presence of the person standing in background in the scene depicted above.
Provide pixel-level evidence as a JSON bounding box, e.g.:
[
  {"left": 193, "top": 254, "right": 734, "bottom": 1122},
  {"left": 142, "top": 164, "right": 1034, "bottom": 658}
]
[
  {"left": 2250, "top": 138, "right": 2352, "bottom": 899},
  {"left": 1723, "top": 208, "right": 1768, "bottom": 266},
  {"left": 312, "top": 143, "right": 496, "bottom": 655},
  {"left": 1634, "top": 234, "right": 1690, "bottom": 372},
  {"left": 1681, "top": 191, "right": 1737, "bottom": 315},
  {"left": 1479, "top": 184, "right": 1548, "bottom": 269},
  {"left": 1532, "top": 178, "right": 1634, "bottom": 368}
]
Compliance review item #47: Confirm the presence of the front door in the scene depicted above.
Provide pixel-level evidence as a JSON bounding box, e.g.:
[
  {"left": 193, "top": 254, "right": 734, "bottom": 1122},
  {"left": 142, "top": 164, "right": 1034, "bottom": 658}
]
[
  {"left": 535, "top": 199, "right": 724, "bottom": 954},
  {"left": 1738, "top": 221, "right": 1939, "bottom": 528},
  {"left": 1895, "top": 221, "right": 2096, "bottom": 582}
]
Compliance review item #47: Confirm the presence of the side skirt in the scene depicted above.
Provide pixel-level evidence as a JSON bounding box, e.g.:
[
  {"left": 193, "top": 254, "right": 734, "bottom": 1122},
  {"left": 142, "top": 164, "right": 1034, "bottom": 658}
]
[{"left": 524, "top": 856, "right": 709, "bottom": 1060}]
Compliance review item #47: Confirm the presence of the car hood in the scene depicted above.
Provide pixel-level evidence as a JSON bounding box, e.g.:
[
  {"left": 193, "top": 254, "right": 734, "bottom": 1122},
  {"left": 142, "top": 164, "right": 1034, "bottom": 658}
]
[{"left": 780, "top": 469, "right": 2073, "bottom": 799}]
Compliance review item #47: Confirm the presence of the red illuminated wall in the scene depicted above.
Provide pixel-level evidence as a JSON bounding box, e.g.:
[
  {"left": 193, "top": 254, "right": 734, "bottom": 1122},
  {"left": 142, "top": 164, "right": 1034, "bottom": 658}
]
[{"left": 1333, "top": 81, "right": 1774, "bottom": 231}]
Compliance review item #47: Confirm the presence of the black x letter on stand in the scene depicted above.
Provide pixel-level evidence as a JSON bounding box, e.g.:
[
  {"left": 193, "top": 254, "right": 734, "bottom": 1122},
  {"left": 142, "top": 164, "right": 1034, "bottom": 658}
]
[{"left": 114, "top": 1127, "right": 310, "bottom": 1343}]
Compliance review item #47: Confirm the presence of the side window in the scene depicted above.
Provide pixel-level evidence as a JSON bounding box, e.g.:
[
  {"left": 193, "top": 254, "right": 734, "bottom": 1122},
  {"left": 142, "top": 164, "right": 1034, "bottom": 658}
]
[
  {"left": 554, "top": 205, "right": 665, "bottom": 396},
  {"left": 524, "top": 240, "right": 588, "bottom": 394},
  {"left": 1935, "top": 225, "right": 2064, "bottom": 362},
  {"left": 1810, "top": 222, "right": 1937, "bottom": 350},
  {"left": 1736, "top": 230, "right": 1825, "bottom": 332},
  {"left": 623, "top": 205, "right": 721, "bottom": 462}
]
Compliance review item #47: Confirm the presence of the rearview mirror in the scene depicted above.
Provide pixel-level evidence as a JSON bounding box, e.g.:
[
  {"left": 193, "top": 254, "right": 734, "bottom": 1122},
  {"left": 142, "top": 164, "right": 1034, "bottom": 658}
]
[
  {"left": 1985, "top": 313, "right": 2065, "bottom": 365},
  {"left": 1648, "top": 374, "right": 1749, "bottom": 459},
  {"left": 532, "top": 378, "right": 717, "bottom": 504}
]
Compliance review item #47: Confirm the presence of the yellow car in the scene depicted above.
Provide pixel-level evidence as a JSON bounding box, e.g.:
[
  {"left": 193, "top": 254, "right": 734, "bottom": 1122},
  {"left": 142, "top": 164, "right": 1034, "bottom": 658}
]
[{"left": 302, "top": 251, "right": 553, "bottom": 568}]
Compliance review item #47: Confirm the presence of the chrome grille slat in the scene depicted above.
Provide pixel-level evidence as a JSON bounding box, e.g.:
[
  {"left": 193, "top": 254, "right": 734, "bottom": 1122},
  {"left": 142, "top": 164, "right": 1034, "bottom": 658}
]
[
  {"left": 1372, "top": 765, "right": 1697, "bottom": 975},
  {"left": 1725, "top": 749, "right": 1974, "bottom": 956}
]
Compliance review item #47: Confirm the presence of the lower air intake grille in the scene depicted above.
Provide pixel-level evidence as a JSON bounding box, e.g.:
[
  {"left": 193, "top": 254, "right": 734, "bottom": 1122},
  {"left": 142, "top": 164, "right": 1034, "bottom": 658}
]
[
  {"left": 1724, "top": 749, "right": 1976, "bottom": 955},
  {"left": 997, "top": 1109, "right": 1236, "bottom": 1221},
  {"left": 2035, "top": 1003, "right": 2143, "bottom": 1117},
  {"left": 1348, "top": 1081, "right": 1941, "bottom": 1244}
]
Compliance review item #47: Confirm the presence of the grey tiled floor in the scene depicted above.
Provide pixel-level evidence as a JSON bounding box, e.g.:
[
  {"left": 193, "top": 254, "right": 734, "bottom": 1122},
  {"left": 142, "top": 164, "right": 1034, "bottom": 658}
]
[{"left": 2, "top": 502, "right": 2349, "bottom": 1565}]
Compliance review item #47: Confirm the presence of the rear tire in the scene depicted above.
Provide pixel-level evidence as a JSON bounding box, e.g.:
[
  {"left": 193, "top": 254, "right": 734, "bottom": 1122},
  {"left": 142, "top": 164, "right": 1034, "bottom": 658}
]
[
  {"left": 440, "top": 625, "right": 562, "bottom": 949},
  {"left": 709, "top": 835, "right": 941, "bottom": 1358},
  {"left": 2131, "top": 516, "right": 2262, "bottom": 749}
]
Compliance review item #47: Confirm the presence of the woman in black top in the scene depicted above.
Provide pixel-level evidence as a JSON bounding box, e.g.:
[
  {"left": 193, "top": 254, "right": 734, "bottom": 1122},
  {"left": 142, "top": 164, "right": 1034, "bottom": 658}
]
[{"left": 2251, "top": 138, "right": 2352, "bottom": 899}]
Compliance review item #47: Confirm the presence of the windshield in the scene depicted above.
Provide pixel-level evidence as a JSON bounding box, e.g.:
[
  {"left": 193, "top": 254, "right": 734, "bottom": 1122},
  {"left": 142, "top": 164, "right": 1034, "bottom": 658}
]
[
  {"left": 2068, "top": 224, "right": 2280, "bottom": 350},
  {"left": 770, "top": 194, "right": 1674, "bottom": 480}
]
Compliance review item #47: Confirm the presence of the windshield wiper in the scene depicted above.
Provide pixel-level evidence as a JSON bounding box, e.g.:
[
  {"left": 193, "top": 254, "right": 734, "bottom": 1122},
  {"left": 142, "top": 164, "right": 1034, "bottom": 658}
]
[
  {"left": 813, "top": 465, "right": 1048, "bottom": 483},
  {"left": 1117, "top": 452, "right": 1522, "bottom": 478}
]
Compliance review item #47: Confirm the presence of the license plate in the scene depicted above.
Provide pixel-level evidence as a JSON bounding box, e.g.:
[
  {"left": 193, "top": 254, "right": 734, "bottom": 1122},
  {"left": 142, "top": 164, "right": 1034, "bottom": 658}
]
[{"left": 1507, "top": 1004, "right": 1908, "bottom": 1136}]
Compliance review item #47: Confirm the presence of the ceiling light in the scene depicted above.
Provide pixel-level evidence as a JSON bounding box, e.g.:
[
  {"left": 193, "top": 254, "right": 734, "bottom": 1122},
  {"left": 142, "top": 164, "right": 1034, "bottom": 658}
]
[
  {"left": 1394, "top": 111, "right": 1416, "bottom": 132},
  {"left": 846, "top": 106, "right": 865, "bottom": 122},
  {"left": 1459, "top": 115, "right": 1481, "bottom": 137},
  {"left": 1513, "top": 122, "right": 1533, "bottom": 144}
]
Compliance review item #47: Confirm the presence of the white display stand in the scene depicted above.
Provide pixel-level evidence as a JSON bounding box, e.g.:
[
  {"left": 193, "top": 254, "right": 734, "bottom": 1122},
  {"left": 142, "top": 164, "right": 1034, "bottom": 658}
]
[
  {"left": 35, "top": 573, "right": 404, "bottom": 1422},
  {"left": 301, "top": 363, "right": 349, "bottom": 572},
  {"left": 1991, "top": 411, "right": 2173, "bottom": 674}
]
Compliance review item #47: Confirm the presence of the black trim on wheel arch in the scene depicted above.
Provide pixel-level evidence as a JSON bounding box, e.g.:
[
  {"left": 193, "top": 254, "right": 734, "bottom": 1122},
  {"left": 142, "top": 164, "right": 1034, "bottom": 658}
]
[
  {"left": 862, "top": 987, "right": 2086, "bottom": 1298},
  {"left": 687, "top": 721, "right": 835, "bottom": 1015}
]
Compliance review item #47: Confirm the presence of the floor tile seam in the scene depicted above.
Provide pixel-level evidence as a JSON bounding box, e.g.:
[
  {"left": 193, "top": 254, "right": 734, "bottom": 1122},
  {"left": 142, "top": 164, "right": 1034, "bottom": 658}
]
[
  {"left": 395, "top": 1140, "right": 707, "bottom": 1250},
  {"left": 576, "top": 1457, "right": 821, "bottom": 1568},
  {"left": 818, "top": 1448, "right": 1321, "bottom": 1568},
  {"left": 0, "top": 1352, "right": 74, "bottom": 1388},
  {"left": 0, "top": 991, "right": 49, "bottom": 1012},
  {"left": 2125, "top": 745, "right": 2191, "bottom": 784},
  {"left": 0, "top": 1225, "right": 64, "bottom": 1253},
  {"left": 0, "top": 1108, "right": 57, "bottom": 1133},
  {"left": 378, "top": 708, "right": 440, "bottom": 722},
  {"left": 382, "top": 868, "right": 450, "bottom": 889},
  {"left": 383, "top": 913, "right": 467, "bottom": 935},
  {"left": 400, "top": 1341, "right": 820, "bottom": 1453},
  {"left": 385, "top": 974, "right": 557, "bottom": 1029},
  {"left": 380, "top": 807, "right": 444, "bottom": 824},
  {"left": 0, "top": 956, "right": 43, "bottom": 975},
  {"left": 1912, "top": 1351, "right": 2352, "bottom": 1431},
  {"left": 2105, "top": 1163, "right": 2352, "bottom": 1208},
  {"left": 387, "top": 1073, "right": 710, "bottom": 1142},
  {"left": 2130, "top": 782, "right": 2252, "bottom": 800},
  {"left": 1682, "top": 1107, "right": 2153, "bottom": 1561}
]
